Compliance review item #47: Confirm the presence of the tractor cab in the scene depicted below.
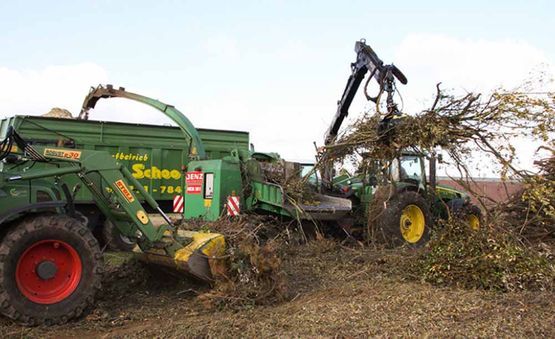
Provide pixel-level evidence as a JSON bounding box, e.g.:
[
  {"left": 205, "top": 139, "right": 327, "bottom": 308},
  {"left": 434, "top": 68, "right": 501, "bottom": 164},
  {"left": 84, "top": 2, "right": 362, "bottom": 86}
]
[
  {"left": 392, "top": 151, "right": 471, "bottom": 205},
  {"left": 328, "top": 151, "right": 428, "bottom": 200},
  {"left": 389, "top": 152, "right": 427, "bottom": 193}
]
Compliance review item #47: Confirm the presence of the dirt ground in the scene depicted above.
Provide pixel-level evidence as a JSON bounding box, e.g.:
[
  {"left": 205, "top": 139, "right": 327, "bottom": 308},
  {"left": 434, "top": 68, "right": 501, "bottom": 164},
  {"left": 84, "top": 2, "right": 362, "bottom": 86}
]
[{"left": 2, "top": 241, "right": 555, "bottom": 338}]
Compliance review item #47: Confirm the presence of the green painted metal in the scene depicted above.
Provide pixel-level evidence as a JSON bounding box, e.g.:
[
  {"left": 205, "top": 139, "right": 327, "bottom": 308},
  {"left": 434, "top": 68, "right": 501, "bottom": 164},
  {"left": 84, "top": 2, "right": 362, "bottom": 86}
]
[
  {"left": 5, "top": 166, "right": 81, "bottom": 181},
  {"left": 182, "top": 158, "right": 296, "bottom": 220},
  {"left": 0, "top": 115, "right": 249, "bottom": 209},
  {"left": 182, "top": 156, "right": 351, "bottom": 221},
  {"left": 435, "top": 184, "right": 468, "bottom": 201},
  {"left": 248, "top": 180, "right": 291, "bottom": 217},
  {"left": 184, "top": 158, "right": 243, "bottom": 221},
  {"left": 0, "top": 146, "right": 174, "bottom": 252},
  {"left": 80, "top": 85, "right": 207, "bottom": 158},
  {"left": 0, "top": 177, "right": 62, "bottom": 223}
]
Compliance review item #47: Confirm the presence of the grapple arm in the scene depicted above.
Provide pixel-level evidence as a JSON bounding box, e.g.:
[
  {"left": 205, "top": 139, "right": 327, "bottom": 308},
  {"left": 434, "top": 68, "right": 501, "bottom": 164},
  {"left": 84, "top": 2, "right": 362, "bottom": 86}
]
[
  {"left": 324, "top": 39, "right": 407, "bottom": 146},
  {"left": 321, "top": 40, "right": 408, "bottom": 185}
]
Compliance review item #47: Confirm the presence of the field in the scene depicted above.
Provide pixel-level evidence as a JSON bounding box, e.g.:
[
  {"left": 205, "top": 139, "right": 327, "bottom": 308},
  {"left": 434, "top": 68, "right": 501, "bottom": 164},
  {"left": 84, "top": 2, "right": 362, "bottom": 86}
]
[{"left": 2, "top": 240, "right": 555, "bottom": 338}]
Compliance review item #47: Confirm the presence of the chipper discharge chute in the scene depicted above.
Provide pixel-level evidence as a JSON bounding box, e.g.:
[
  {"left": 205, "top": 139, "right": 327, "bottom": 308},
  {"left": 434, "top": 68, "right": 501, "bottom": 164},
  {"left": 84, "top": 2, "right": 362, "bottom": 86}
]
[{"left": 0, "top": 128, "right": 224, "bottom": 325}]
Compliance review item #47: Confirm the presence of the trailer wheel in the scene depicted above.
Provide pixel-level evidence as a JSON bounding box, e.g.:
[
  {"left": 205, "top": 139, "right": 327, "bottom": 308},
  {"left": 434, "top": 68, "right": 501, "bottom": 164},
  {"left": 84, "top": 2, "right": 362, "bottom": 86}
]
[
  {"left": 102, "top": 220, "right": 137, "bottom": 252},
  {"left": 0, "top": 214, "right": 102, "bottom": 325},
  {"left": 375, "top": 191, "right": 432, "bottom": 247}
]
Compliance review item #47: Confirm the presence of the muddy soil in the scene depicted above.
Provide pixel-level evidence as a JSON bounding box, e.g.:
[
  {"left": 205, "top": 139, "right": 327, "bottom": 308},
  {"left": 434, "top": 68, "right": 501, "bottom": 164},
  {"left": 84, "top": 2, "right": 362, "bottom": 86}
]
[{"left": 2, "top": 243, "right": 555, "bottom": 338}]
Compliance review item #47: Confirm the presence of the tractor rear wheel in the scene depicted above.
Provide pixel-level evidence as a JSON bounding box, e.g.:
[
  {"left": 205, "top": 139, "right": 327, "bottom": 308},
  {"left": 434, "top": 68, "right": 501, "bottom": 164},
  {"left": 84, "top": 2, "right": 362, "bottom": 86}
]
[
  {"left": 375, "top": 191, "right": 432, "bottom": 247},
  {"left": 0, "top": 214, "right": 102, "bottom": 325}
]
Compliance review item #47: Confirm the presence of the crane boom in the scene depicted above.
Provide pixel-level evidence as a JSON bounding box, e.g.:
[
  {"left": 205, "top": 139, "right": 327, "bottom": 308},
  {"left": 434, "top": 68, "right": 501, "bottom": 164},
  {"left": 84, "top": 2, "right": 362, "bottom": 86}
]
[
  {"left": 323, "top": 39, "right": 407, "bottom": 146},
  {"left": 320, "top": 39, "right": 407, "bottom": 186}
]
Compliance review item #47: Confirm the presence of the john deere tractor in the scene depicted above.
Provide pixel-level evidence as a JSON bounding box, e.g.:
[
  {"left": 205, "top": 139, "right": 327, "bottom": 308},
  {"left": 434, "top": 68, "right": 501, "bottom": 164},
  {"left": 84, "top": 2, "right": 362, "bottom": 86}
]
[
  {"left": 327, "top": 150, "right": 481, "bottom": 247},
  {"left": 317, "top": 39, "right": 481, "bottom": 247}
]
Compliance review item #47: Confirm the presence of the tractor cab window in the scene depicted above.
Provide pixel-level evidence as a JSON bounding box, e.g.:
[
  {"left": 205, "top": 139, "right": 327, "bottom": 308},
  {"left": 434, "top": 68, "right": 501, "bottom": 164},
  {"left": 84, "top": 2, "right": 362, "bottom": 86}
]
[
  {"left": 301, "top": 164, "right": 314, "bottom": 177},
  {"left": 399, "top": 155, "right": 424, "bottom": 183},
  {"left": 301, "top": 163, "right": 320, "bottom": 186},
  {"left": 390, "top": 159, "right": 401, "bottom": 182}
]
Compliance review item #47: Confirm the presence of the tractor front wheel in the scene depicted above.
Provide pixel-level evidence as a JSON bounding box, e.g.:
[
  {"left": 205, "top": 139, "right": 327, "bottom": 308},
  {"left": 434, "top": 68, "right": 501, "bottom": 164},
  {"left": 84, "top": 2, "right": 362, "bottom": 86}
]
[
  {"left": 375, "top": 191, "right": 432, "bottom": 247},
  {"left": 101, "top": 219, "right": 137, "bottom": 252},
  {"left": 464, "top": 204, "right": 482, "bottom": 230},
  {"left": 0, "top": 214, "right": 102, "bottom": 325}
]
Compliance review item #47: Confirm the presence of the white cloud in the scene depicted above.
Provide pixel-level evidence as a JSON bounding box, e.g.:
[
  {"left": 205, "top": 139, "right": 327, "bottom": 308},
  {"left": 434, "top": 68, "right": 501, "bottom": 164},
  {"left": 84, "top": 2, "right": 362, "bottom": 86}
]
[
  {"left": 0, "top": 63, "right": 109, "bottom": 118},
  {"left": 201, "top": 35, "right": 241, "bottom": 61},
  {"left": 0, "top": 65, "right": 170, "bottom": 125},
  {"left": 391, "top": 33, "right": 554, "bottom": 176},
  {"left": 394, "top": 33, "right": 554, "bottom": 111}
]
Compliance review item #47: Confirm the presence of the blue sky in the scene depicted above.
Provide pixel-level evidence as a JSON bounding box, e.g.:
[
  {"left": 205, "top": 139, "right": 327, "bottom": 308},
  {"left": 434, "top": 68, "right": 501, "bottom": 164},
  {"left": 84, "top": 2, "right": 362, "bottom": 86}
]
[{"left": 0, "top": 0, "right": 553, "bottom": 175}]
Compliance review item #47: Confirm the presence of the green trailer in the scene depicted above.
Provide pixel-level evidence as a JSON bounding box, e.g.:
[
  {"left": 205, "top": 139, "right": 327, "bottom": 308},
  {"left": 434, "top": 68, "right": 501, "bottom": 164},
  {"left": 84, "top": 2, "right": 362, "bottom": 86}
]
[
  {"left": 0, "top": 114, "right": 249, "bottom": 249},
  {"left": 0, "top": 115, "right": 249, "bottom": 208}
]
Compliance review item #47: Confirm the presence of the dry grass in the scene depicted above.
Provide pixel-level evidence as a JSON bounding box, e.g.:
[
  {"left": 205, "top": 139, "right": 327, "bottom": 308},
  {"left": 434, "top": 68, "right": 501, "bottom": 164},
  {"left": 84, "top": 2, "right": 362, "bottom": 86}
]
[{"left": 2, "top": 241, "right": 555, "bottom": 338}]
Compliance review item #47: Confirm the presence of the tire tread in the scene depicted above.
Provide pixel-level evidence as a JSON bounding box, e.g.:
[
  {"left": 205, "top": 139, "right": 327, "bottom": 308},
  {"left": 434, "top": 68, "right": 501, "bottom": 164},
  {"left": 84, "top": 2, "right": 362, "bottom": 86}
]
[{"left": 0, "top": 214, "right": 102, "bottom": 325}]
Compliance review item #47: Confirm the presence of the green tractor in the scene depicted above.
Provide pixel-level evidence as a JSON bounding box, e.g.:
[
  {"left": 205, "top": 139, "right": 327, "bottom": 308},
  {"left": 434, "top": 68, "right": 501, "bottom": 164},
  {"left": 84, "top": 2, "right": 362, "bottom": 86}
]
[
  {"left": 317, "top": 39, "right": 481, "bottom": 246},
  {"left": 0, "top": 128, "right": 227, "bottom": 325},
  {"left": 326, "top": 151, "right": 481, "bottom": 247}
]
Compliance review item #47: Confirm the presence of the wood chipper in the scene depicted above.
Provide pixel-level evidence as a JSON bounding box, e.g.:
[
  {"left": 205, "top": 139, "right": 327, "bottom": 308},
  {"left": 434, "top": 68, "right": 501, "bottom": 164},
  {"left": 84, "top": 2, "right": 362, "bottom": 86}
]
[
  {"left": 77, "top": 86, "right": 351, "bottom": 224},
  {"left": 0, "top": 85, "right": 352, "bottom": 325}
]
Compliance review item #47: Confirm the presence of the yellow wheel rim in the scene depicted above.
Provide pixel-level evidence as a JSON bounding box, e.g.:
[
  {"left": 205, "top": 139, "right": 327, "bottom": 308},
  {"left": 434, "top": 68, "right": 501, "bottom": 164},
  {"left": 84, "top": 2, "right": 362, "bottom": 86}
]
[
  {"left": 400, "top": 204, "right": 425, "bottom": 243},
  {"left": 468, "top": 214, "right": 480, "bottom": 230}
]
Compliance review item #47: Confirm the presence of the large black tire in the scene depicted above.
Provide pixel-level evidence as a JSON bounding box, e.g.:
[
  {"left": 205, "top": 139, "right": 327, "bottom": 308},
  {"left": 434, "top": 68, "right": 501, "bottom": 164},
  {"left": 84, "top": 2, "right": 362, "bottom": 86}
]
[
  {"left": 0, "top": 214, "right": 102, "bottom": 325},
  {"left": 101, "top": 219, "right": 137, "bottom": 252},
  {"left": 375, "top": 191, "right": 432, "bottom": 247},
  {"left": 447, "top": 199, "right": 482, "bottom": 230}
]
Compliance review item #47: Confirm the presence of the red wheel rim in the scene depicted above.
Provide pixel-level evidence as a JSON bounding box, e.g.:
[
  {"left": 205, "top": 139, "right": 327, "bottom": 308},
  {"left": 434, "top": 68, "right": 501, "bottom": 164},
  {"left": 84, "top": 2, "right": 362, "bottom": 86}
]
[{"left": 15, "top": 240, "right": 82, "bottom": 304}]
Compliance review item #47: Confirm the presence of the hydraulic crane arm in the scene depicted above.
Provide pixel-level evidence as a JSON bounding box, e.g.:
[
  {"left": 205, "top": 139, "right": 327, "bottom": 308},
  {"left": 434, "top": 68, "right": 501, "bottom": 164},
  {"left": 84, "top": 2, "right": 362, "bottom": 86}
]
[
  {"left": 323, "top": 39, "right": 407, "bottom": 145},
  {"left": 78, "top": 84, "right": 206, "bottom": 159}
]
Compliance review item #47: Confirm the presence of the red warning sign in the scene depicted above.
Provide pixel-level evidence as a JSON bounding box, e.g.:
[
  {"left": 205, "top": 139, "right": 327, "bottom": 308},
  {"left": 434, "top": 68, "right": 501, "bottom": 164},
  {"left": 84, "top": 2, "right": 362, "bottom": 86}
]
[
  {"left": 173, "top": 195, "right": 184, "bottom": 213},
  {"left": 227, "top": 196, "right": 240, "bottom": 216},
  {"left": 185, "top": 171, "right": 203, "bottom": 194}
]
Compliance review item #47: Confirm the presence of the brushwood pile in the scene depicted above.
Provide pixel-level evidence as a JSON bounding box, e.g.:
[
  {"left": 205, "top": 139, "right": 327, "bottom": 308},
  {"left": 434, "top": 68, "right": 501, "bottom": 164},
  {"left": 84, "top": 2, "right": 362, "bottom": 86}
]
[{"left": 172, "top": 84, "right": 554, "bottom": 309}]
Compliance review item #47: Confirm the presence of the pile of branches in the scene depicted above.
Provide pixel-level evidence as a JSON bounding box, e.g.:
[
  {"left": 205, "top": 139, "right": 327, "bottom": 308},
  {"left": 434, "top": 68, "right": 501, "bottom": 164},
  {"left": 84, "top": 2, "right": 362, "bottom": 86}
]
[
  {"left": 499, "top": 145, "right": 555, "bottom": 241},
  {"left": 260, "top": 160, "right": 319, "bottom": 205},
  {"left": 325, "top": 84, "right": 554, "bottom": 219},
  {"left": 321, "top": 82, "right": 555, "bottom": 290},
  {"left": 418, "top": 217, "right": 554, "bottom": 291},
  {"left": 325, "top": 86, "right": 554, "bottom": 180},
  {"left": 197, "top": 216, "right": 291, "bottom": 309}
]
